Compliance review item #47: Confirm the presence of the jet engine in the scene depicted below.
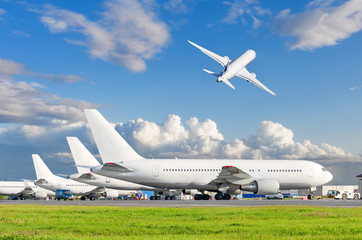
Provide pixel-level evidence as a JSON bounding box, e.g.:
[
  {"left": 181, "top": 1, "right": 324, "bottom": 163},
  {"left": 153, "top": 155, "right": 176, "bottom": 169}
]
[
  {"left": 104, "top": 190, "right": 119, "bottom": 198},
  {"left": 240, "top": 179, "right": 279, "bottom": 195},
  {"left": 182, "top": 189, "right": 201, "bottom": 195},
  {"left": 32, "top": 191, "right": 47, "bottom": 199}
]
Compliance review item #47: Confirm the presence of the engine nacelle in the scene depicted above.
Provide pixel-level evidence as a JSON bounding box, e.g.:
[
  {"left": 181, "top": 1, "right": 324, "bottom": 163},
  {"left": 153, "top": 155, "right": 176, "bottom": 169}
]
[
  {"left": 104, "top": 190, "right": 119, "bottom": 198},
  {"left": 33, "top": 191, "right": 47, "bottom": 199},
  {"left": 240, "top": 179, "right": 279, "bottom": 195}
]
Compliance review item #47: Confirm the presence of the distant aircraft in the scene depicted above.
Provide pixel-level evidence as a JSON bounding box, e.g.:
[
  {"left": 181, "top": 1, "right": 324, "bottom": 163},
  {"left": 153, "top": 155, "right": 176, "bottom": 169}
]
[
  {"left": 67, "top": 136, "right": 160, "bottom": 191},
  {"left": 188, "top": 40, "right": 276, "bottom": 95},
  {"left": 85, "top": 109, "right": 333, "bottom": 200},
  {"left": 32, "top": 154, "right": 125, "bottom": 200},
  {"left": 0, "top": 180, "right": 54, "bottom": 200}
]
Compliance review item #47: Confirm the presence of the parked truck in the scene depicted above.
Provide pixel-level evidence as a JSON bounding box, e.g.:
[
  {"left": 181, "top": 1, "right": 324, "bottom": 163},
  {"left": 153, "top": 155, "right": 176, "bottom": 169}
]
[{"left": 55, "top": 189, "right": 73, "bottom": 201}]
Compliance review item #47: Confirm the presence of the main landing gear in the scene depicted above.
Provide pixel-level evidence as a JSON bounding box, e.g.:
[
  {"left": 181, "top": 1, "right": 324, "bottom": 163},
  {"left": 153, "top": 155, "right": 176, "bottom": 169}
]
[
  {"left": 194, "top": 194, "right": 210, "bottom": 200},
  {"left": 215, "top": 192, "right": 231, "bottom": 200}
]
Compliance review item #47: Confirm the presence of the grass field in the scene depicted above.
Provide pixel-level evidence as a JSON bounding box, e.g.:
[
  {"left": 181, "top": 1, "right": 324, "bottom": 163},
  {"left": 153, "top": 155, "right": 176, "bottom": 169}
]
[{"left": 0, "top": 205, "right": 361, "bottom": 239}]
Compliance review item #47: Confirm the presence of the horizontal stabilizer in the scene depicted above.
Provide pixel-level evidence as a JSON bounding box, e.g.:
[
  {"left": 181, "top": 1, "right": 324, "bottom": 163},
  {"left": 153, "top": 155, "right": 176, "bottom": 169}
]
[
  {"left": 101, "top": 162, "right": 133, "bottom": 173},
  {"left": 222, "top": 79, "right": 235, "bottom": 90},
  {"left": 203, "top": 69, "right": 219, "bottom": 77}
]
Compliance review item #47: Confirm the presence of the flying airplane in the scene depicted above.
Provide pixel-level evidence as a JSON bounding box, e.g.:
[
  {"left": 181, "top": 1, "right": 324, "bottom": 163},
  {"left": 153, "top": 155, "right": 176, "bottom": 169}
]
[
  {"left": 0, "top": 180, "right": 54, "bottom": 200},
  {"left": 188, "top": 40, "right": 276, "bottom": 95},
  {"left": 85, "top": 109, "right": 333, "bottom": 200},
  {"left": 32, "top": 154, "right": 127, "bottom": 200}
]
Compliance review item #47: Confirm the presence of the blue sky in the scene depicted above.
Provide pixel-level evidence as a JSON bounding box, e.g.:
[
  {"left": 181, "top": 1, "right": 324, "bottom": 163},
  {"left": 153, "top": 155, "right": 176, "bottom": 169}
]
[{"left": 0, "top": 0, "right": 361, "bottom": 184}]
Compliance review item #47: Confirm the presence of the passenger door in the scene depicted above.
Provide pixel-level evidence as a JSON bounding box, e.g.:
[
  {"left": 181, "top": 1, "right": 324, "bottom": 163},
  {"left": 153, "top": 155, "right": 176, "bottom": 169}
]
[{"left": 152, "top": 165, "right": 159, "bottom": 177}]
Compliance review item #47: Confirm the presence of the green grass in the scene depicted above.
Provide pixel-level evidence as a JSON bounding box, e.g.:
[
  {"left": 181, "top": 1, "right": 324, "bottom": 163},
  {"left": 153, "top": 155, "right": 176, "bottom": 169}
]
[{"left": 0, "top": 205, "right": 361, "bottom": 239}]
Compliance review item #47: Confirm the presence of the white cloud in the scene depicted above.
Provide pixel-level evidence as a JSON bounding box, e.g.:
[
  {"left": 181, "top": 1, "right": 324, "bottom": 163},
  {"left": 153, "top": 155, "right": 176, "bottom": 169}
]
[
  {"left": 21, "top": 125, "right": 47, "bottom": 138},
  {"left": 11, "top": 30, "right": 31, "bottom": 38},
  {"left": 0, "top": 8, "right": 5, "bottom": 16},
  {"left": 40, "top": 0, "right": 170, "bottom": 72},
  {"left": 274, "top": 0, "right": 362, "bottom": 50},
  {"left": 113, "top": 115, "right": 359, "bottom": 162},
  {"left": 164, "top": 0, "right": 190, "bottom": 14},
  {"left": 222, "top": 0, "right": 270, "bottom": 29},
  {"left": 0, "top": 58, "right": 99, "bottom": 126},
  {"left": 0, "top": 58, "right": 82, "bottom": 83},
  {"left": 349, "top": 86, "right": 359, "bottom": 91}
]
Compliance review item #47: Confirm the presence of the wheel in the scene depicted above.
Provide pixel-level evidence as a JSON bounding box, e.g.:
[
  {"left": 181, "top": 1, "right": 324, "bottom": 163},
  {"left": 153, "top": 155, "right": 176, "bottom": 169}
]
[
  {"left": 307, "top": 195, "right": 312, "bottom": 200},
  {"left": 194, "top": 194, "right": 202, "bottom": 200},
  {"left": 342, "top": 193, "right": 347, "bottom": 200},
  {"left": 353, "top": 194, "right": 359, "bottom": 200},
  {"left": 165, "top": 196, "right": 170, "bottom": 200},
  {"left": 202, "top": 194, "right": 210, "bottom": 200},
  {"left": 170, "top": 196, "right": 176, "bottom": 200},
  {"left": 90, "top": 196, "right": 95, "bottom": 201},
  {"left": 215, "top": 193, "right": 223, "bottom": 200},
  {"left": 156, "top": 196, "right": 161, "bottom": 200},
  {"left": 223, "top": 194, "right": 231, "bottom": 200},
  {"left": 150, "top": 196, "right": 155, "bottom": 200},
  {"left": 80, "top": 196, "right": 86, "bottom": 201}
]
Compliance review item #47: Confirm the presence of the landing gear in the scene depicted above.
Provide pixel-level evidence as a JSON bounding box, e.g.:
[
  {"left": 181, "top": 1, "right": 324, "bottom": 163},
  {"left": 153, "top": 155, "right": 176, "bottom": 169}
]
[
  {"left": 150, "top": 196, "right": 161, "bottom": 200},
  {"left": 89, "top": 196, "right": 96, "bottom": 201},
  {"left": 215, "top": 193, "right": 231, "bottom": 200},
  {"left": 194, "top": 194, "right": 210, "bottom": 200},
  {"left": 80, "top": 196, "right": 86, "bottom": 201}
]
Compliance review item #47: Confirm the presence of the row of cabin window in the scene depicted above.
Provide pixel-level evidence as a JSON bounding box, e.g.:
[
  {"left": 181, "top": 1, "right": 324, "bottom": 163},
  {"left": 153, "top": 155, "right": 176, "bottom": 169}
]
[
  {"left": 163, "top": 169, "right": 220, "bottom": 172},
  {"left": 267, "top": 169, "right": 302, "bottom": 172},
  {"left": 65, "top": 184, "right": 90, "bottom": 187}
]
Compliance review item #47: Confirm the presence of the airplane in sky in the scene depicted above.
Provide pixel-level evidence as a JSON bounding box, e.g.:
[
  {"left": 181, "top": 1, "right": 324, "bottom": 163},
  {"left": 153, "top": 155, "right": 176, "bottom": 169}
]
[
  {"left": 188, "top": 40, "right": 276, "bottom": 95},
  {"left": 85, "top": 109, "right": 333, "bottom": 200},
  {"left": 32, "top": 154, "right": 128, "bottom": 200},
  {"left": 0, "top": 180, "right": 54, "bottom": 200}
]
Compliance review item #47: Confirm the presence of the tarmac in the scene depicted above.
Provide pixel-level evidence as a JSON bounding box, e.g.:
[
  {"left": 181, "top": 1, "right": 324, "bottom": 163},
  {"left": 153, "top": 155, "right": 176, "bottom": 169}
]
[{"left": 1, "top": 199, "right": 361, "bottom": 207}]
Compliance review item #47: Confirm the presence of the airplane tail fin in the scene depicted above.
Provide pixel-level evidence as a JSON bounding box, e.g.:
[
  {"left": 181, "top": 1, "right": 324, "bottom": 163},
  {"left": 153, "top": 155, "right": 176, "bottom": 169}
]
[
  {"left": 32, "top": 154, "right": 58, "bottom": 180},
  {"left": 84, "top": 109, "right": 144, "bottom": 163},
  {"left": 66, "top": 137, "right": 100, "bottom": 173},
  {"left": 203, "top": 69, "right": 219, "bottom": 77}
]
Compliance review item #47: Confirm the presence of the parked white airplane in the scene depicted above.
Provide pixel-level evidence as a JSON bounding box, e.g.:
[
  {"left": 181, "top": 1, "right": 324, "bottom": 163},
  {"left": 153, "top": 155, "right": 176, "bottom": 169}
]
[
  {"left": 0, "top": 180, "right": 54, "bottom": 200},
  {"left": 32, "top": 154, "right": 127, "bottom": 200},
  {"left": 188, "top": 40, "right": 276, "bottom": 95},
  {"left": 67, "top": 136, "right": 162, "bottom": 191},
  {"left": 85, "top": 109, "right": 333, "bottom": 200}
]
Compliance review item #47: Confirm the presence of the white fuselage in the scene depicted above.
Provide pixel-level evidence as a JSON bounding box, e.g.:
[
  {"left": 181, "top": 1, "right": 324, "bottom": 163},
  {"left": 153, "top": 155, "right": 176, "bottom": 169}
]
[
  {"left": 218, "top": 50, "right": 255, "bottom": 82},
  {"left": 92, "top": 159, "right": 333, "bottom": 191},
  {"left": 35, "top": 177, "right": 101, "bottom": 195},
  {"left": 69, "top": 172, "right": 161, "bottom": 191},
  {"left": 0, "top": 181, "right": 55, "bottom": 198}
]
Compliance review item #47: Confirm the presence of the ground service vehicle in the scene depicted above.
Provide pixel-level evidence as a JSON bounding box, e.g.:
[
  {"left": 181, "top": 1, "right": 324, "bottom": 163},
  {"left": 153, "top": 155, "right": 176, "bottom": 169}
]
[
  {"left": 335, "top": 190, "right": 360, "bottom": 200},
  {"left": 55, "top": 189, "right": 73, "bottom": 201}
]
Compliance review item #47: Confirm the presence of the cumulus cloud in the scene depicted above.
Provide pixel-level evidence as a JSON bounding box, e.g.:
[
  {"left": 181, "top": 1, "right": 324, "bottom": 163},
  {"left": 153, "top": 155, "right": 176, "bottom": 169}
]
[
  {"left": 0, "top": 58, "right": 82, "bottom": 83},
  {"left": 0, "top": 58, "right": 99, "bottom": 126},
  {"left": 274, "top": 0, "right": 362, "bottom": 50},
  {"left": 222, "top": 0, "right": 271, "bottom": 29},
  {"left": 112, "top": 115, "right": 359, "bottom": 162},
  {"left": 40, "top": 0, "right": 170, "bottom": 72},
  {"left": 349, "top": 86, "right": 359, "bottom": 91}
]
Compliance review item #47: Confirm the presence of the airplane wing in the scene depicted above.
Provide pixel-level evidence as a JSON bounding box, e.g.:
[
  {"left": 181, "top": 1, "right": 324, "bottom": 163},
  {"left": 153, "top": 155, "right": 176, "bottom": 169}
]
[
  {"left": 210, "top": 166, "right": 253, "bottom": 192},
  {"left": 188, "top": 40, "right": 229, "bottom": 67},
  {"left": 236, "top": 68, "right": 276, "bottom": 96},
  {"left": 100, "top": 162, "right": 134, "bottom": 173}
]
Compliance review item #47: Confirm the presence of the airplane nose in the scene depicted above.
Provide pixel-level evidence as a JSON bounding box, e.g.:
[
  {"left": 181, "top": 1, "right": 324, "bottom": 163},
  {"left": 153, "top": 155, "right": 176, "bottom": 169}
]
[{"left": 327, "top": 171, "right": 333, "bottom": 182}]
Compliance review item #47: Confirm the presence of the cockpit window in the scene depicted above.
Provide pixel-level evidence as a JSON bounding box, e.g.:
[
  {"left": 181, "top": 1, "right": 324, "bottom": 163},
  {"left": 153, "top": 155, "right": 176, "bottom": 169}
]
[{"left": 322, "top": 168, "right": 327, "bottom": 171}]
